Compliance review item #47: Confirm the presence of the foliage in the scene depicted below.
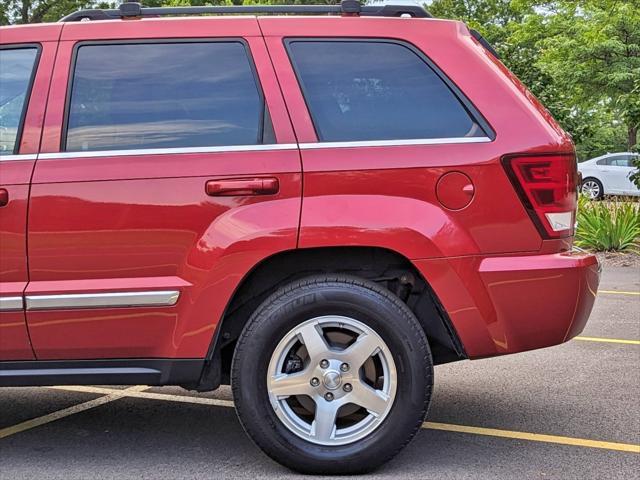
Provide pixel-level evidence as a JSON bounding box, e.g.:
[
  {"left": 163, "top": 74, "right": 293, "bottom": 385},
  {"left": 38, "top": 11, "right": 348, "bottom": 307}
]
[
  {"left": 0, "top": 0, "right": 341, "bottom": 23},
  {"left": 1, "top": 1, "right": 96, "bottom": 24},
  {"left": 536, "top": 0, "right": 640, "bottom": 153},
  {"left": 575, "top": 195, "right": 640, "bottom": 252},
  {"left": 429, "top": 0, "right": 638, "bottom": 160},
  {"left": 632, "top": 156, "right": 640, "bottom": 189}
]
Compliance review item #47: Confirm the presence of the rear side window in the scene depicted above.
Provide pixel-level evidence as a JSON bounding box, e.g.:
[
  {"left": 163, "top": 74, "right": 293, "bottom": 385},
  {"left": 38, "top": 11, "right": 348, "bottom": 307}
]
[
  {"left": 65, "top": 42, "right": 266, "bottom": 152},
  {"left": 0, "top": 47, "right": 39, "bottom": 154},
  {"left": 612, "top": 155, "right": 635, "bottom": 167},
  {"left": 286, "top": 40, "right": 487, "bottom": 142},
  {"left": 598, "top": 156, "right": 634, "bottom": 167}
]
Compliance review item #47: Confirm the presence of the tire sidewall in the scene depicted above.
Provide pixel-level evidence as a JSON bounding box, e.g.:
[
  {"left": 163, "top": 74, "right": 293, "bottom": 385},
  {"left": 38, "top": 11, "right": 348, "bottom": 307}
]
[{"left": 232, "top": 279, "right": 433, "bottom": 473}]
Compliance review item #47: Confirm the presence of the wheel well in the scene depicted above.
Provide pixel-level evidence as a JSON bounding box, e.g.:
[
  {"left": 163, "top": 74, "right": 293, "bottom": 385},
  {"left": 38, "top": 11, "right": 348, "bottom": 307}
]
[{"left": 194, "top": 247, "right": 466, "bottom": 391}]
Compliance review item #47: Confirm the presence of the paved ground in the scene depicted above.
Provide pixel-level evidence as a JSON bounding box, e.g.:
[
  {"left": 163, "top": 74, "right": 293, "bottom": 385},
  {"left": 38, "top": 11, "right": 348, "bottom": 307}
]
[{"left": 1, "top": 266, "right": 638, "bottom": 479}]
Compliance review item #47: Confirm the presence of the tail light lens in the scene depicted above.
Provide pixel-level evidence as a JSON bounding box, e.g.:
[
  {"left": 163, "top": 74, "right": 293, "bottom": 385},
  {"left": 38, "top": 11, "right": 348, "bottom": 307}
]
[{"left": 502, "top": 153, "right": 578, "bottom": 239}]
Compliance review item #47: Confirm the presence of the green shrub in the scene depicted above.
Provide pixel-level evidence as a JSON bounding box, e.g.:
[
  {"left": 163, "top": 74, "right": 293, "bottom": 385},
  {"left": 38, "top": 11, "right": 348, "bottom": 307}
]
[{"left": 575, "top": 196, "right": 640, "bottom": 252}]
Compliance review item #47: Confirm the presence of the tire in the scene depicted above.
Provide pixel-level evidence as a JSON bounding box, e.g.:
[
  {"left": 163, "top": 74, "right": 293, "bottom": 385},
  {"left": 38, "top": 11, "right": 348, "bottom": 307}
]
[
  {"left": 231, "top": 275, "right": 433, "bottom": 474},
  {"left": 581, "top": 177, "right": 604, "bottom": 200}
]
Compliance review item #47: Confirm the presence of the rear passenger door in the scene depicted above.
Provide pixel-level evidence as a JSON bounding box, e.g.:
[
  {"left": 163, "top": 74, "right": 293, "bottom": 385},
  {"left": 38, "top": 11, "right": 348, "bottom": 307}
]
[
  {"left": 26, "top": 19, "right": 300, "bottom": 360},
  {"left": 610, "top": 155, "right": 638, "bottom": 194},
  {"left": 0, "top": 29, "right": 58, "bottom": 360},
  {"left": 624, "top": 155, "right": 640, "bottom": 194}
]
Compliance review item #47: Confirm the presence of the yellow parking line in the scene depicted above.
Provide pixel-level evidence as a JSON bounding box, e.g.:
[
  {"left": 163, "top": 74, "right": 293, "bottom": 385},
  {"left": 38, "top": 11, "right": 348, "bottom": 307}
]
[
  {"left": 40, "top": 386, "right": 640, "bottom": 454},
  {"left": 424, "top": 422, "right": 640, "bottom": 453},
  {"left": 47, "top": 385, "right": 117, "bottom": 395},
  {"left": 49, "top": 385, "right": 234, "bottom": 408},
  {"left": 575, "top": 336, "right": 640, "bottom": 345},
  {"left": 0, "top": 385, "right": 147, "bottom": 439},
  {"left": 599, "top": 290, "right": 640, "bottom": 296}
]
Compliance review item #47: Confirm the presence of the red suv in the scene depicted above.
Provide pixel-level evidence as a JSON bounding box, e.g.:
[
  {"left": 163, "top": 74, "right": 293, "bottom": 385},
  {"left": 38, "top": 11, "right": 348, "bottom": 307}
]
[{"left": 0, "top": 1, "right": 600, "bottom": 474}]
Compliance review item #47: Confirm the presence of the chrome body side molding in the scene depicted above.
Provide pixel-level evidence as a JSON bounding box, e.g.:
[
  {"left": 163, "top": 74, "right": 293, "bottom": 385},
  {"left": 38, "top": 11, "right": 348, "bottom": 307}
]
[
  {"left": 0, "top": 297, "right": 24, "bottom": 311},
  {"left": 25, "top": 290, "right": 180, "bottom": 311}
]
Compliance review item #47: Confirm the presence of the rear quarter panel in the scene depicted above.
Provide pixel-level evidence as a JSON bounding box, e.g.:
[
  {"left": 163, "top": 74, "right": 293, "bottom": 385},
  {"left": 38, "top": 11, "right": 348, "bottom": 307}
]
[
  {"left": 261, "top": 17, "right": 588, "bottom": 360},
  {"left": 260, "top": 17, "right": 573, "bottom": 259}
]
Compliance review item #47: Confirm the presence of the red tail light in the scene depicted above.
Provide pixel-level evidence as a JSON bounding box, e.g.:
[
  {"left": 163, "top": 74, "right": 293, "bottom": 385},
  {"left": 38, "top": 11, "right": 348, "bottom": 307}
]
[{"left": 502, "top": 153, "right": 578, "bottom": 239}]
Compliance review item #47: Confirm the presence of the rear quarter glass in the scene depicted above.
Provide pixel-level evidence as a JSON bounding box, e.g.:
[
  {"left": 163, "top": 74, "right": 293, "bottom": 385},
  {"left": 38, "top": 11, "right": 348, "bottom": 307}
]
[{"left": 284, "top": 38, "right": 494, "bottom": 143}]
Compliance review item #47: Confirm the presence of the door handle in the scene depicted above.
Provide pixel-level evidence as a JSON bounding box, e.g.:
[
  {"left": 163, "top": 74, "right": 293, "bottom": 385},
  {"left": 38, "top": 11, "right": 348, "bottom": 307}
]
[
  {"left": 0, "top": 188, "right": 8, "bottom": 207},
  {"left": 205, "top": 178, "right": 279, "bottom": 196}
]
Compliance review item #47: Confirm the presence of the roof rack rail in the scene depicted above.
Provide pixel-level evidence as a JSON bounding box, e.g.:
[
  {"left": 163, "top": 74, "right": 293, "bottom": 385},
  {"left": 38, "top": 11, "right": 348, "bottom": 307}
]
[{"left": 60, "top": 0, "right": 432, "bottom": 22}]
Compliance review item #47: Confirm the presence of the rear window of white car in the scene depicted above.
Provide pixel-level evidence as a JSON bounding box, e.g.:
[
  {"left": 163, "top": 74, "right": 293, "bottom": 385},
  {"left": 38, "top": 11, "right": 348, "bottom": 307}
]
[{"left": 597, "top": 155, "right": 637, "bottom": 167}]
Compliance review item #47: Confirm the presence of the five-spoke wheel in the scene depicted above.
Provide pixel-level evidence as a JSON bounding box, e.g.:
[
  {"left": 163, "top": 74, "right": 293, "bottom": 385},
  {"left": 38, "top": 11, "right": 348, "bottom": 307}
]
[{"left": 267, "top": 315, "right": 397, "bottom": 445}]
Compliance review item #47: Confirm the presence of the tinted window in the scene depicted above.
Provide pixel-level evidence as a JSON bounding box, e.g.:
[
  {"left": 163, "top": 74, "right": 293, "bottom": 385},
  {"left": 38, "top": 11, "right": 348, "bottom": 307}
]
[
  {"left": 612, "top": 155, "right": 634, "bottom": 167},
  {"left": 287, "top": 41, "right": 485, "bottom": 142},
  {"left": 66, "top": 42, "right": 265, "bottom": 152},
  {"left": 600, "top": 155, "right": 634, "bottom": 167},
  {"left": 0, "top": 48, "right": 38, "bottom": 154}
]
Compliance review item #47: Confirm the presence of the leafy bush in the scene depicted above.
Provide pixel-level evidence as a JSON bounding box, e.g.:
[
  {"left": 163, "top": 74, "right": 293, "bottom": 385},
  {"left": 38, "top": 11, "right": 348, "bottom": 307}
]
[
  {"left": 631, "top": 155, "right": 640, "bottom": 189},
  {"left": 575, "top": 196, "right": 640, "bottom": 252}
]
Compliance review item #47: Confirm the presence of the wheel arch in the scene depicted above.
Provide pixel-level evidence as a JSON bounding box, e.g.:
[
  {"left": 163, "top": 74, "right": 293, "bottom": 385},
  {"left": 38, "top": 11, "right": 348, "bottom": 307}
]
[{"left": 193, "top": 246, "right": 466, "bottom": 391}]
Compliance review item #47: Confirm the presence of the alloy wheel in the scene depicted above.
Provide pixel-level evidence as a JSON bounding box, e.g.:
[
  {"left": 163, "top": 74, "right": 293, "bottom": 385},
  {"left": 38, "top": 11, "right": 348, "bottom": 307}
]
[
  {"left": 266, "top": 315, "right": 397, "bottom": 446},
  {"left": 581, "top": 180, "right": 601, "bottom": 199}
]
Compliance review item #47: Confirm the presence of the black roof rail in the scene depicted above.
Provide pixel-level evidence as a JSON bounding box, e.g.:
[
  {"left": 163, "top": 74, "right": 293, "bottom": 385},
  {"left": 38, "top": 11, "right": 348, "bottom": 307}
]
[{"left": 60, "top": 0, "right": 432, "bottom": 22}]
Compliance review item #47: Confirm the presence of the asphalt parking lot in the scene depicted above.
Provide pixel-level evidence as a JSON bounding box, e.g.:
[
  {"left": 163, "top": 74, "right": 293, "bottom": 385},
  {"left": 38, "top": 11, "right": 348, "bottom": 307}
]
[{"left": 1, "top": 266, "right": 638, "bottom": 479}]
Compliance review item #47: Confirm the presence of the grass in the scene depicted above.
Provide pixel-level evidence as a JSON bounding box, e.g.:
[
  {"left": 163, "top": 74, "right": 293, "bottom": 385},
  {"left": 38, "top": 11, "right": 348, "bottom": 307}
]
[{"left": 575, "top": 196, "right": 640, "bottom": 252}]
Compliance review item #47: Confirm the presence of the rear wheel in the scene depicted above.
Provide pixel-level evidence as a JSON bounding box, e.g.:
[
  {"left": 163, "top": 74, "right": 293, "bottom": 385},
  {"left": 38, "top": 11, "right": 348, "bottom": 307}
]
[
  {"left": 231, "top": 275, "right": 433, "bottom": 474},
  {"left": 581, "top": 177, "right": 604, "bottom": 200}
]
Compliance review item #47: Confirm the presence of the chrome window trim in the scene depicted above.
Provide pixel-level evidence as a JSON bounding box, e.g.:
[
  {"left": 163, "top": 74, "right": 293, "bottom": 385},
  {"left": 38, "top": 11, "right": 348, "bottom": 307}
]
[
  {"left": 298, "top": 137, "right": 492, "bottom": 150},
  {"left": 0, "top": 154, "right": 38, "bottom": 162},
  {"left": 32, "top": 137, "right": 491, "bottom": 159},
  {"left": 25, "top": 290, "right": 180, "bottom": 311},
  {"left": 38, "top": 143, "right": 298, "bottom": 160},
  {"left": 0, "top": 297, "right": 24, "bottom": 311}
]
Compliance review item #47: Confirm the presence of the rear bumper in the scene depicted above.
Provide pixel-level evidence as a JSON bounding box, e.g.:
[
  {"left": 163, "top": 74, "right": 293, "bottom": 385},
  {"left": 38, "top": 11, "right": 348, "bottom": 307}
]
[{"left": 413, "top": 251, "right": 600, "bottom": 358}]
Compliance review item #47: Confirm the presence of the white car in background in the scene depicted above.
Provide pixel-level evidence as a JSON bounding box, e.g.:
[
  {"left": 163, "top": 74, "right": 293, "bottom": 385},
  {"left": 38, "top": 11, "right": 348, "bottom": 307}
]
[{"left": 578, "top": 152, "right": 639, "bottom": 199}]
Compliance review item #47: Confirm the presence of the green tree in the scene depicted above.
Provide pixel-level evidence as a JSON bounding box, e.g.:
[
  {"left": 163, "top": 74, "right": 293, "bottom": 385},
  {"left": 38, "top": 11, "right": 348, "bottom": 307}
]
[
  {"left": 1, "top": 1, "right": 99, "bottom": 24},
  {"left": 0, "top": 0, "right": 339, "bottom": 24},
  {"left": 537, "top": 0, "right": 640, "bottom": 152},
  {"left": 429, "top": 0, "right": 635, "bottom": 160}
]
